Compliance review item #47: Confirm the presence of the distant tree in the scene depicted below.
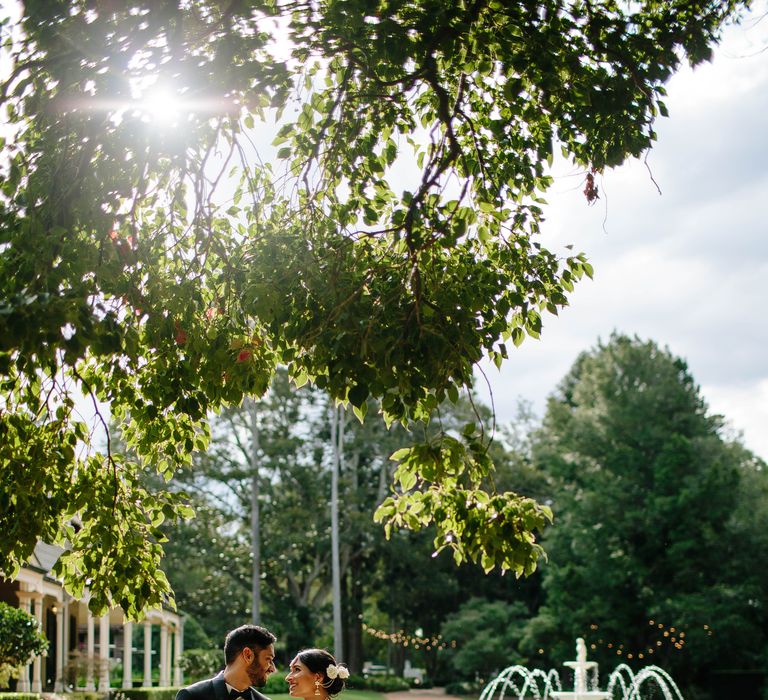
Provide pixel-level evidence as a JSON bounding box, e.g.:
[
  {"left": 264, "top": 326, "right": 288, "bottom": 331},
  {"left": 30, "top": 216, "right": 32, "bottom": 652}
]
[
  {"left": 160, "top": 370, "right": 327, "bottom": 648},
  {"left": 706, "top": 444, "right": 768, "bottom": 672},
  {"left": 178, "top": 648, "right": 222, "bottom": 684},
  {"left": 370, "top": 399, "right": 549, "bottom": 679},
  {"left": 181, "top": 616, "right": 213, "bottom": 652},
  {"left": 0, "top": 602, "right": 48, "bottom": 688},
  {"left": 160, "top": 499, "right": 251, "bottom": 645},
  {"left": 160, "top": 371, "right": 395, "bottom": 661},
  {"left": 524, "top": 334, "right": 768, "bottom": 694},
  {"left": 440, "top": 598, "right": 529, "bottom": 680},
  {"left": 158, "top": 381, "right": 544, "bottom": 672}
]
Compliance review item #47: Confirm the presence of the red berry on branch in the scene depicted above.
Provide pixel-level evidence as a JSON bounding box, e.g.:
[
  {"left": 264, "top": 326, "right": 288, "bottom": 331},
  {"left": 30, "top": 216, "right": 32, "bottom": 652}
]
[
  {"left": 174, "top": 320, "right": 188, "bottom": 346},
  {"left": 236, "top": 349, "right": 252, "bottom": 363}
]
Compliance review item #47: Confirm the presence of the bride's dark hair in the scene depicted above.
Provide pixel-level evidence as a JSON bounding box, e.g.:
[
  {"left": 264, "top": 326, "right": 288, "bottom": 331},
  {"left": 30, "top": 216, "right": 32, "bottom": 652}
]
[{"left": 296, "top": 648, "right": 346, "bottom": 696}]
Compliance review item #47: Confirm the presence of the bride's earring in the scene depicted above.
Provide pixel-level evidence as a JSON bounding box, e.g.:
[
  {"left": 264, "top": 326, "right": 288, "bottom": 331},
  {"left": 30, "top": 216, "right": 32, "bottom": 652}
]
[{"left": 314, "top": 680, "right": 321, "bottom": 696}]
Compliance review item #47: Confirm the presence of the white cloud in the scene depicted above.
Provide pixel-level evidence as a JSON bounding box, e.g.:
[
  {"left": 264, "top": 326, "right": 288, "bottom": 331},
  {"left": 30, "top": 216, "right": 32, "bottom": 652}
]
[
  {"left": 478, "top": 8, "right": 768, "bottom": 462},
  {"left": 704, "top": 379, "right": 768, "bottom": 460}
]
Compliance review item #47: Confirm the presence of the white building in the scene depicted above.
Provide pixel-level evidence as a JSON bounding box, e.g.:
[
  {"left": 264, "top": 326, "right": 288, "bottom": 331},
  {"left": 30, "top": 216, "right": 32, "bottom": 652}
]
[{"left": 0, "top": 542, "right": 184, "bottom": 692}]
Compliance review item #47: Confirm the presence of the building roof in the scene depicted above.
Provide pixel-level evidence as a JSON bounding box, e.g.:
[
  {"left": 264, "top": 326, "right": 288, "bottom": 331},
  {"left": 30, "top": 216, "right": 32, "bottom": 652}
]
[{"left": 29, "top": 542, "right": 63, "bottom": 573}]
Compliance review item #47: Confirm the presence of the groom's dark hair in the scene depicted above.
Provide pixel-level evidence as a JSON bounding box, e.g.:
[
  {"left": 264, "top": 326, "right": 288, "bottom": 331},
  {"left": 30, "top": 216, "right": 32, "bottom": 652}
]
[{"left": 224, "top": 624, "right": 276, "bottom": 664}]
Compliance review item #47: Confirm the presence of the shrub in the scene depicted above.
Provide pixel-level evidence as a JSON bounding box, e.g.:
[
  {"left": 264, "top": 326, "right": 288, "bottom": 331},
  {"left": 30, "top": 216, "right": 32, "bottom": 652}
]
[
  {"left": 440, "top": 598, "right": 528, "bottom": 680},
  {"left": 110, "top": 687, "right": 180, "bottom": 700},
  {"left": 335, "top": 673, "right": 411, "bottom": 692},
  {"left": 67, "top": 692, "right": 104, "bottom": 700},
  {"left": 62, "top": 651, "right": 110, "bottom": 690},
  {"left": 444, "top": 681, "right": 485, "bottom": 696},
  {"left": 178, "top": 649, "right": 222, "bottom": 684},
  {"left": 262, "top": 674, "right": 289, "bottom": 695},
  {"left": 0, "top": 602, "right": 49, "bottom": 688},
  {"left": 344, "top": 674, "right": 365, "bottom": 690},
  {"left": 360, "top": 676, "right": 410, "bottom": 692},
  {"left": 0, "top": 694, "right": 41, "bottom": 700}
]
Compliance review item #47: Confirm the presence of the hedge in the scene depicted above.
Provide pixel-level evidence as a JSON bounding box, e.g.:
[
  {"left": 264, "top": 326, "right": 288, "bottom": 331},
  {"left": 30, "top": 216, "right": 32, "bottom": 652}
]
[
  {"left": 444, "top": 681, "right": 485, "bottom": 696},
  {"left": 0, "top": 693, "right": 102, "bottom": 700},
  {"left": 356, "top": 676, "right": 410, "bottom": 693},
  {"left": 109, "top": 687, "right": 180, "bottom": 700},
  {"left": 261, "top": 676, "right": 288, "bottom": 695}
]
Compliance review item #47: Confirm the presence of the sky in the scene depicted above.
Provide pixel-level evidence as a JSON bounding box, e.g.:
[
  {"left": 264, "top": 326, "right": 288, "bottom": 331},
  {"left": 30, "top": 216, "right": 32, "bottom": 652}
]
[{"left": 475, "top": 10, "right": 768, "bottom": 460}]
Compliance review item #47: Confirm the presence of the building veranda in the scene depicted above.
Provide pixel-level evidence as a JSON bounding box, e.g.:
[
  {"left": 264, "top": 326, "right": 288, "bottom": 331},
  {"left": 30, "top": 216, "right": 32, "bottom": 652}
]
[{"left": 0, "top": 543, "right": 184, "bottom": 693}]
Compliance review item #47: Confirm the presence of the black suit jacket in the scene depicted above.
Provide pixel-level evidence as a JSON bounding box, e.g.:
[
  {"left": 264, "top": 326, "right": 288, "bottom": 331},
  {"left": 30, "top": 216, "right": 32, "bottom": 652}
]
[{"left": 176, "top": 672, "right": 271, "bottom": 700}]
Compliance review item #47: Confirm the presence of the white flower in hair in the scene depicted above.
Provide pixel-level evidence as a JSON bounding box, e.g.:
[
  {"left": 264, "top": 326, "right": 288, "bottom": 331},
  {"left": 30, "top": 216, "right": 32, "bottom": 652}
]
[{"left": 326, "top": 664, "right": 349, "bottom": 680}]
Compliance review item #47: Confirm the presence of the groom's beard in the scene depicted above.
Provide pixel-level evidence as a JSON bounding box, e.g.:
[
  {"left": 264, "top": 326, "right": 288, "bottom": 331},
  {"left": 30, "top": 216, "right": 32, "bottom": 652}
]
[{"left": 246, "top": 656, "right": 269, "bottom": 687}]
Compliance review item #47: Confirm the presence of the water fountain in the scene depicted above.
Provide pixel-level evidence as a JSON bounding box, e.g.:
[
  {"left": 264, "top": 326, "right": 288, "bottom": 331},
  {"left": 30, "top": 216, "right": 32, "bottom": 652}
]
[
  {"left": 477, "top": 638, "right": 685, "bottom": 700},
  {"left": 551, "top": 638, "right": 610, "bottom": 700}
]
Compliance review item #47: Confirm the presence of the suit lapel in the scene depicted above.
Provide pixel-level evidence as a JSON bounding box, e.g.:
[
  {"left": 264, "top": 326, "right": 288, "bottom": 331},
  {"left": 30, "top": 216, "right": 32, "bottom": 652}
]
[{"left": 212, "top": 673, "right": 229, "bottom": 700}]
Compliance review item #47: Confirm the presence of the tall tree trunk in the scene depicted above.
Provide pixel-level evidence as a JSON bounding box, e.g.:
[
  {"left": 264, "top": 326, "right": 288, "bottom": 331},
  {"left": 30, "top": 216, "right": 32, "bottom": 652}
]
[
  {"left": 391, "top": 637, "right": 405, "bottom": 676},
  {"left": 346, "top": 448, "right": 363, "bottom": 672},
  {"left": 249, "top": 398, "right": 261, "bottom": 624},
  {"left": 388, "top": 617, "right": 406, "bottom": 675},
  {"left": 377, "top": 452, "right": 390, "bottom": 504},
  {"left": 330, "top": 404, "right": 345, "bottom": 657},
  {"left": 346, "top": 569, "right": 364, "bottom": 673}
]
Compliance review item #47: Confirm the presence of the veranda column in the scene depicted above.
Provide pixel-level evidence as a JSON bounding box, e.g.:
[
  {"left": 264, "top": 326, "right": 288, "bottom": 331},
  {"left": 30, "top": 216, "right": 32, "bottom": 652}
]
[
  {"left": 98, "top": 614, "right": 110, "bottom": 692},
  {"left": 54, "top": 604, "right": 65, "bottom": 691},
  {"left": 122, "top": 620, "right": 134, "bottom": 689},
  {"left": 165, "top": 623, "right": 172, "bottom": 686},
  {"left": 86, "top": 610, "right": 96, "bottom": 690},
  {"left": 173, "top": 619, "right": 184, "bottom": 687},
  {"left": 31, "top": 594, "right": 44, "bottom": 693},
  {"left": 143, "top": 621, "right": 152, "bottom": 687},
  {"left": 62, "top": 600, "right": 69, "bottom": 657},
  {"left": 165, "top": 624, "right": 173, "bottom": 686},
  {"left": 159, "top": 623, "right": 169, "bottom": 687},
  {"left": 15, "top": 591, "right": 32, "bottom": 692},
  {"left": 62, "top": 599, "right": 71, "bottom": 682}
]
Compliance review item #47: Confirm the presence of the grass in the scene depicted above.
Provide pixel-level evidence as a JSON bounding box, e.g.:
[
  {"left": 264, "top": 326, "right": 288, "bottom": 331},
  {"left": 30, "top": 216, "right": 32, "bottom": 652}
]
[{"left": 269, "top": 692, "right": 388, "bottom": 700}]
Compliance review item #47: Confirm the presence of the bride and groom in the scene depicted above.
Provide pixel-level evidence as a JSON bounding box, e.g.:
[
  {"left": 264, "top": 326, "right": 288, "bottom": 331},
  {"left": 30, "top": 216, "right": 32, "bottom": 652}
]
[{"left": 175, "top": 625, "right": 349, "bottom": 700}]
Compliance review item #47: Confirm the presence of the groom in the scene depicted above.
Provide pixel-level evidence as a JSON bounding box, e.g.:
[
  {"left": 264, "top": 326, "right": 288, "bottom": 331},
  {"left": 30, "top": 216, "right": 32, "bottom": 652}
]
[{"left": 176, "top": 624, "right": 277, "bottom": 700}]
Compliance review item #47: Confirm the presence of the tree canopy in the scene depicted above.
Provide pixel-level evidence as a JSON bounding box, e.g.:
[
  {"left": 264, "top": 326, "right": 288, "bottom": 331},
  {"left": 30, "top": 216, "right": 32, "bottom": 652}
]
[
  {"left": 524, "top": 334, "right": 768, "bottom": 691},
  {"left": 0, "top": 0, "right": 750, "bottom": 615}
]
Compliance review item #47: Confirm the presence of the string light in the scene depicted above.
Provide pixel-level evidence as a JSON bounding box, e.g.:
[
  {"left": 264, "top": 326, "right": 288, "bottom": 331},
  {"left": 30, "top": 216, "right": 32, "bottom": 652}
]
[
  {"left": 362, "top": 623, "right": 456, "bottom": 651},
  {"left": 582, "top": 619, "right": 711, "bottom": 659},
  {"left": 363, "top": 618, "right": 714, "bottom": 661}
]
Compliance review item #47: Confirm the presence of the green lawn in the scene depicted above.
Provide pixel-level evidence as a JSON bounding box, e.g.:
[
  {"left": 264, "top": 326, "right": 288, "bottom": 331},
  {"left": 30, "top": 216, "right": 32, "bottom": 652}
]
[{"left": 270, "top": 692, "right": 387, "bottom": 700}]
